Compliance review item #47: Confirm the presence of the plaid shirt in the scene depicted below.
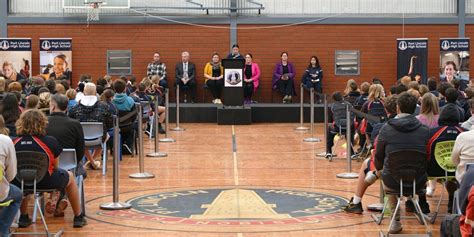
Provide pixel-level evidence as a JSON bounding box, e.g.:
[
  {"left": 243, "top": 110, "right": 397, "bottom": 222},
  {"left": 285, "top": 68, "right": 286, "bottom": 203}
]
[{"left": 147, "top": 61, "right": 167, "bottom": 80}]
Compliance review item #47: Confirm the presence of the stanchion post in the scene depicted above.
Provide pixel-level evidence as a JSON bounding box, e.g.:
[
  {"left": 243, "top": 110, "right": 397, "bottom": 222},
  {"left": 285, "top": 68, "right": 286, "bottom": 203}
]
[
  {"left": 147, "top": 96, "right": 168, "bottom": 158},
  {"left": 324, "top": 94, "right": 328, "bottom": 145},
  {"left": 295, "top": 84, "right": 309, "bottom": 131},
  {"left": 160, "top": 88, "right": 176, "bottom": 143},
  {"left": 171, "top": 84, "right": 185, "bottom": 131},
  {"left": 100, "top": 115, "right": 132, "bottom": 210},
  {"left": 336, "top": 104, "right": 359, "bottom": 179},
  {"left": 130, "top": 103, "right": 155, "bottom": 179},
  {"left": 304, "top": 88, "right": 321, "bottom": 142}
]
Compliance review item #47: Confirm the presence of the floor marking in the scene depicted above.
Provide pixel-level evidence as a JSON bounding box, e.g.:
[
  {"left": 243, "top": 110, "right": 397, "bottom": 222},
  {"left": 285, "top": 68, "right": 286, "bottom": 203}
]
[{"left": 232, "top": 125, "right": 239, "bottom": 186}]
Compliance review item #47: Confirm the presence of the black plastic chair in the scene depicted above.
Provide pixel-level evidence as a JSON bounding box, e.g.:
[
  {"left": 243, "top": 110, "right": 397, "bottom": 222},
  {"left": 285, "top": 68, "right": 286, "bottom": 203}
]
[
  {"left": 15, "top": 151, "right": 64, "bottom": 236},
  {"left": 372, "top": 150, "right": 431, "bottom": 236}
]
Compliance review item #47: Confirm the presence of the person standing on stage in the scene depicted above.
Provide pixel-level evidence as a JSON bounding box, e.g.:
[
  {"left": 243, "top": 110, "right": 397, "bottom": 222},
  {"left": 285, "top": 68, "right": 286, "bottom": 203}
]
[{"left": 226, "top": 44, "right": 244, "bottom": 60}]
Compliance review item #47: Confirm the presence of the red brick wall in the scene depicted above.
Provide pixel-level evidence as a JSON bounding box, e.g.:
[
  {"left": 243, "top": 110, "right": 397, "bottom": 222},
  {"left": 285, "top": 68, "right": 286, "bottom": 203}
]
[{"left": 8, "top": 24, "right": 462, "bottom": 102}]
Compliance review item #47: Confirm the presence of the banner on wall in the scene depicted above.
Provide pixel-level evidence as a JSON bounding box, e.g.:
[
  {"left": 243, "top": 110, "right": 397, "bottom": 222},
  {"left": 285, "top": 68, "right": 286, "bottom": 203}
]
[
  {"left": 397, "top": 38, "right": 428, "bottom": 84},
  {"left": 440, "top": 38, "right": 470, "bottom": 81},
  {"left": 0, "top": 38, "right": 32, "bottom": 81},
  {"left": 40, "top": 38, "right": 72, "bottom": 83}
]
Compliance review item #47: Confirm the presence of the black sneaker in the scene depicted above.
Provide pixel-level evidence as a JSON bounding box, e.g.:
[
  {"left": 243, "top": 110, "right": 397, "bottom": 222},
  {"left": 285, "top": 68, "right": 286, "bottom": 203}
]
[
  {"left": 73, "top": 214, "right": 87, "bottom": 228},
  {"left": 122, "top": 144, "right": 132, "bottom": 155},
  {"left": 158, "top": 124, "right": 166, "bottom": 134},
  {"left": 406, "top": 199, "right": 430, "bottom": 214},
  {"left": 18, "top": 214, "right": 32, "bottom": 228},
  {"left": 343, "top": 197, "right": 363, "bottom": 214},
  {"left": 324, "top": 152, "right": 333, "bottom": 161}
]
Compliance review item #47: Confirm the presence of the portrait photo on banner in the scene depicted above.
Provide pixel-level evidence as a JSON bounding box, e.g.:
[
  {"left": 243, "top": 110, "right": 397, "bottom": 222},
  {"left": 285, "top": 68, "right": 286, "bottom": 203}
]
[
  {"left": 0, "top": 38, "right": 32, "bottom": 81},
  {"left": 39, "top": 38, "right": 73, "bottom": 83},
  {"left": 439, "top": 38, "right": 470, "bottom": 81}
]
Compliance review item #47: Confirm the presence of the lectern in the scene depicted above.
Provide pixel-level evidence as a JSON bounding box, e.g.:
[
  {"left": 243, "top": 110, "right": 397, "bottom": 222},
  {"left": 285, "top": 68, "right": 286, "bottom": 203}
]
[{"left": 217, "top": 58, "right": 251, "bottom": 124}]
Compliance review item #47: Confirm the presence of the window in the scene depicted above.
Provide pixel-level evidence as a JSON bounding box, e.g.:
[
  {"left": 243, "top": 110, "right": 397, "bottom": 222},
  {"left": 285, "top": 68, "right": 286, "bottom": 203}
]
[
  {"left": 335, "top": 50, "right": 360, "bottom": 76},
  {"left": 107, "top": 50, "right": 132, "bottom": 75}
]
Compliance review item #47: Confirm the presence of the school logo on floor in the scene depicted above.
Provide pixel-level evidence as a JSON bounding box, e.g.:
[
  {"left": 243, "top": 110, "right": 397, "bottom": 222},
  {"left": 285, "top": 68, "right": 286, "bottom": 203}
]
[{"left": 89, "top": 187, "right": 360, "bottom": 231}]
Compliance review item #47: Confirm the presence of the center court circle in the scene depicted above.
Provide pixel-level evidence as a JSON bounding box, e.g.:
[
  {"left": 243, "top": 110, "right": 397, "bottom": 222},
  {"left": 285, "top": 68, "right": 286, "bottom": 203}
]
[{"left": 87, "top": 187, "right": 370, "bottom": 232}]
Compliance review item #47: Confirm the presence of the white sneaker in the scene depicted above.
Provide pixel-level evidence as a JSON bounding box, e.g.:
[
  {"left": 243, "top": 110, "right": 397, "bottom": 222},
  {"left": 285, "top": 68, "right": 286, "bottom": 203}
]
[
  {"left": 426, "top": 186, "right": 435, "bottom": 197},
  {"left": 212, "top": 99, "right": 217, "bottom": 104},
  {"left": 216, "top": 99, "right": 222, "bottom": 104}
]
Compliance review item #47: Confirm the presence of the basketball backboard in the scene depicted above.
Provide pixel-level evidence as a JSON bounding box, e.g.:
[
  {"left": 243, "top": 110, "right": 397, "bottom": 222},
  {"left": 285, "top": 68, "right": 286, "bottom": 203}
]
[{"left": 63, "top": 0, "right": 130, "bottom": 9}]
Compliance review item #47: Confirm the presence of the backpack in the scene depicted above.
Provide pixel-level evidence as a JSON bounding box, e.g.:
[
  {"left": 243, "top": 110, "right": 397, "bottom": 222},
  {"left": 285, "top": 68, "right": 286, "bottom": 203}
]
[{"left": 440, "top": 214, "right": 461, "bottom": 237}]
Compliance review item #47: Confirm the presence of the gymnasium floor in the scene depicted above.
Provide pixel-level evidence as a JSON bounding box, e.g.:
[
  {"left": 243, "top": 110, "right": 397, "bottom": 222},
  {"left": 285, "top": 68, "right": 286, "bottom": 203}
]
[{"left": 19, "top": 123, "right": 442, "bottom": 236}]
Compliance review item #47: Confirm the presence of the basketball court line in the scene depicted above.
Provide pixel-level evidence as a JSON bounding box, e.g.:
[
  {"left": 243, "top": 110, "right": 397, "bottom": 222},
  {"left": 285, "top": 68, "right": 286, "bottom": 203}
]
[{"left": 232, "top": 125, "right": 239, "bottom": 186}]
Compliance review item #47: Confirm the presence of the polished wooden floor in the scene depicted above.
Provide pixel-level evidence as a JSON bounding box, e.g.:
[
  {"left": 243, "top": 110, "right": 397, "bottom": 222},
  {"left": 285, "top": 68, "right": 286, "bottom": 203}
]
[{"left": 18, "top": 123, "right": 443, "bottom": 236}]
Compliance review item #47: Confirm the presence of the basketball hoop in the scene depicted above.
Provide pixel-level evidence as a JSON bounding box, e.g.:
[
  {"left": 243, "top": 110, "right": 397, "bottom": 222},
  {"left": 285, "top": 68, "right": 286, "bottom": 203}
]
[{"left": 86, "top": 1, "right": 104, "bottom": 25}]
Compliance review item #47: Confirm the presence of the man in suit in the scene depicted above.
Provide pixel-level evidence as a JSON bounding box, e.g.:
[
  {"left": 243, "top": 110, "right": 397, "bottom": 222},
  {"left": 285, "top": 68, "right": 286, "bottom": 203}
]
[{"left": 175, "top": 51, "right": 196, "bottom": 103}]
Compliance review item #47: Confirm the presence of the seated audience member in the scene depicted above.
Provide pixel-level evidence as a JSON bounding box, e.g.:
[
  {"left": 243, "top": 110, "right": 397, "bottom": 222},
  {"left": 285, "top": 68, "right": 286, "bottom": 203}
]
[
  {"left": 13, "top": 109, "right": 86, "bottom": 228},
  {"left": 355, "top": 82, "right": 370, "bottom": 108},
  {"left": 343, "top": 79, "right": 361, "bottom": 105},
  {"left": 343, "top": 95, "right": 398, "bottom": 214},
  {"left": 69, "top": 83, "right": 112, "bottom": 169},
  {"left": 419, "top": 84, "right": 429, "bottom": 97},
  {"left": 0, "top": 115, "right": 22, "bottom": 236},
  {"left": 442, "top": 87, "right": 465, "bottom": 122},
  {"left": 112, "top": 79, "right": 138, "bottom": 153},
  {"left": 361, "top": 84, "right": 387, "bottom": 144},
  {"left": 131, "top": 83, "right": 165, "bottom": 134},
  {"left": 374, "top": 92, "right": 431, "bottom": 233},
  {"left": 461, "top": 98, "right": 474, "bottom": 130},
  {"left": 7, "top": 82, "right": 22, "bottom": 93},
  {"left": 452, "top": 118, "right": 474, "bottom": 184},
  {"left": 301, "top": 56, "right": 323, "bottom": 103},
  {"left": 242, "top": 53, "right": 261, "bottom": 104},
  {"left": 25, "top": 94, "right": 39, "bottom": 110},
  {"left": 399, "top": 76, "right": 412, "bottom": 87},
  {"left": 427, "top": 78, "right": 439, "bottom": 97},
  {"left": 204, "top": 53, "right": 224, "bottom": 104},
  {"left": 65, "top": 88, "right": 77, "bottom": 112},
  {"left": 456, "top": 168, "right": 474, "bottom": 236},
  {"left": 324, "top": 92, "right": 354, "bottom": 159},
  {"left": 75, "top": 82, "right": 85, "bottom": 102},
  {"left": 272, "top": 52, "right": 296, "bottom": 104},
  {"left": 175, "top": 51, "right": 197, "bottom": 103},
  {"left": 465, "top": 87, "right": 474, "bottom": 100},
  {"left": 46, "top": 94, "right": 86, "bottom": 217},
  {"left": 408, "top": 81, "right": 419, "bottom": 91},
  {"left": 438, "top": 82, "right": 453, "bottom": 108},
  {"left": 147, "top": 52, "right": 168, "bottom": 89},
  {"left": 1, "top": 93, "right": 20, "bottom": 137},
  {"left": 426, "top": 106, "right": 465, "bottom": 211},
  {"left": 396, "top": 83, "right": 408, "bottom": 95},
  {"left": 417, "top": 92, "right": 439, "bottom": 128},
  {"left": 47, "top": 94, "right": 85, "bottom": 175},
  {"left": 38, "top": 91, "right": 51, "bottom": 114},
  {"left": 112, "top": 79, "right": 136, "bottom": 112},
  {"left": 407, "top": 89, "right": 421, "bottom": 115}
]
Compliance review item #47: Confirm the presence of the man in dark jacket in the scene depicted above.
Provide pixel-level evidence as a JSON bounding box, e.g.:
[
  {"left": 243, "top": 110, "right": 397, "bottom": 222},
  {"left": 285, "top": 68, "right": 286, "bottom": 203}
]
[{"left": 374, "top": 92, "right": 430, "bottom": 234}]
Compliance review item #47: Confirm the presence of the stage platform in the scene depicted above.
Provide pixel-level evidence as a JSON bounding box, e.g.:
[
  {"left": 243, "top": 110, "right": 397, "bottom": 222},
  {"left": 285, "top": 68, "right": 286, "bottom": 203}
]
[{"left": 168, "top": 103, "right": 328, "bottom": 123}]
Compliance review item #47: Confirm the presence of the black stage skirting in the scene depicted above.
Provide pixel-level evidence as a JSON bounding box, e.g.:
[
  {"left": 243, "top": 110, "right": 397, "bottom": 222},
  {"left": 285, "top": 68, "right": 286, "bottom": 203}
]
[{"left": 167, "top": 103, "right": 328, "bottom": 123}]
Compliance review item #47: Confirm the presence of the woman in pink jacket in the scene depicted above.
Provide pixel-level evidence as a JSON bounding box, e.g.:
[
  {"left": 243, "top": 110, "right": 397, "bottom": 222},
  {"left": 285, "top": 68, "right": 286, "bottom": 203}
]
[{"left": 243, "top": 53, "right": 261, "bottom": 104}]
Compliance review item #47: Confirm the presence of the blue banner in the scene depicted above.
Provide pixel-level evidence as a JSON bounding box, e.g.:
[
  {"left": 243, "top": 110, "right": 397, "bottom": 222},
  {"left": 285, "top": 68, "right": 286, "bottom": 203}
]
[
  {"left": 440, "top": 38, "right": 469, "bottom": 51},
  {"left": 0, "top": 38, "right": 32, "bottom": 51},
  {"left": 40, "top": 38, "right": 72, "bottom": 51},
  {"left": 397, "top": 38, "right": 428, "bottom": 84}
]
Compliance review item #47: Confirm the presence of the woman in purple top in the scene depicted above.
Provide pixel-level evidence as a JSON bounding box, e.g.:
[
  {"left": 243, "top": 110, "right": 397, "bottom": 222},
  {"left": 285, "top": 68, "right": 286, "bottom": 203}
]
[{"left": 272, "top": 52, "right": 296, "bottom": 103}]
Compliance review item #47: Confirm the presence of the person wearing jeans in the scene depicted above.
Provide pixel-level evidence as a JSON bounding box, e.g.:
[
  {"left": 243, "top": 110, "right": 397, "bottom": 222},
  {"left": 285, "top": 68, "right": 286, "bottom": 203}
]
[{"left": 0, "top": 116, "right": 22, "bottom": 236}]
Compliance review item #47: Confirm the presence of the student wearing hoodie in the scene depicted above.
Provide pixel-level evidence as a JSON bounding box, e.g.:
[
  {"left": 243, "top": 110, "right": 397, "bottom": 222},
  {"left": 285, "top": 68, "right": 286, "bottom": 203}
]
[
  {"left": 112, "top": 79, "right": 139, "bottom": 153},
  {"left": 112, "top": 79, "right": 137, "bottom": 112},
  {"left": 374, "top": 92, "right": 431, "bottom": 234}
]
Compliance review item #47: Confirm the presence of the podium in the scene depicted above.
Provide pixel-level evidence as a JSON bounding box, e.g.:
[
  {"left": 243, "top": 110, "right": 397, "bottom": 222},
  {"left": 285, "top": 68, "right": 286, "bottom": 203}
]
[{"left": 218, "top": 59, "right": 252, "bottom": 125}]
